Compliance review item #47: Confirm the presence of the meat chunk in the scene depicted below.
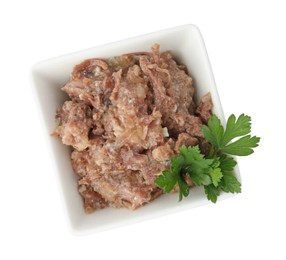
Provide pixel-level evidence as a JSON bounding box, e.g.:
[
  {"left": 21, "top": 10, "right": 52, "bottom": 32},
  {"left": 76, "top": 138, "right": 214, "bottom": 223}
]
[
  {"left": 120, "top": 146, "right": 149, "bottom": 171},
  {"left": 72, "top": 59, "right": 109, "bottom": 80},
  {"left": 196, "top": 92, "right": 213, "bottom": 123},
  {"left": 198, "top": 138, "right": 212, "bottom": 156},
  {"left": 89, "top": 171, "right": 159, "bottom": 210},
  {"left": 139, "top": 46, "right": 199, "bottom": 137},
  {"left": 184, "top": 115, "right": 203, "bottom": 137},
  {"left": 109, "top": 66, "right": 164, "bottom": 149},
  {"left": 62, "top": 59, "right": 114, "bottom": 110},
  {"left": 53, "top": 101, "right": 93, "bottom": 151},
  {"left": 175, "top": 133, "right": 199, "bottom": 153},
  {"left": 152, "top": 140, "right": 175, "bottom": 162},
  {"left": 107, "top": 55, "right": 136, "bottom": 72},
  {"left": 71, "top": 144, "right": 163, "bottom": 209},
  {"left": 78, "top": 183, "right": 108, "bottom": 213}
]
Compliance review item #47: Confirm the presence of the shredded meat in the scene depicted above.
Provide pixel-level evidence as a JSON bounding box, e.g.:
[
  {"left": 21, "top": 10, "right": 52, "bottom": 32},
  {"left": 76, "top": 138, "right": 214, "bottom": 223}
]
[
  {"left": 53, "top": 101, "right": 93, "bottom": 151},
  {"left": 196, "top": 92, "right": 213, "bottom": 123},
  {"left": 175, "top": 133, "right": 199, "bottom": 153},
  {"left": 152, "top": 139, "right": 175, "bottom": 162},
  {"left": 54, "top": 44, "right": 213, "bottom": 213},
  {"left": 78, "top": 183, "right": 108, "bottom": 213}
]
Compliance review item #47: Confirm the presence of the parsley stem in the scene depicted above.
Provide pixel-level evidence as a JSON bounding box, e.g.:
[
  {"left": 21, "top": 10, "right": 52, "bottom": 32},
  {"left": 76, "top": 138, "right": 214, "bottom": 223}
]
[{"left": 180, "top": 165, "right": 190, "bottom": 177}]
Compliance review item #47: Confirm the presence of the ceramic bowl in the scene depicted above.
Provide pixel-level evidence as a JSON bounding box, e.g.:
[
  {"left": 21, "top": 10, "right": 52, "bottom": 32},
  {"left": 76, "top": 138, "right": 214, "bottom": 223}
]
[{"left": 30, "top": 24, "right": 240, "bottom": 235}]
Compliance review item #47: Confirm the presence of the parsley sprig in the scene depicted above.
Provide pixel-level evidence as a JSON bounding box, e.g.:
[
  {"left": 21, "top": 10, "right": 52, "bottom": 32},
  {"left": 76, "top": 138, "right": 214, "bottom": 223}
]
[{"left": 155, "top": 114, "right": 260, "bottom": 203}]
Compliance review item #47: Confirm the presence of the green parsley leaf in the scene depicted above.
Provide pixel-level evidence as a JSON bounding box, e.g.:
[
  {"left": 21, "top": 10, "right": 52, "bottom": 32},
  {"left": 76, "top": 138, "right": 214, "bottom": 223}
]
[
  {"left": 180, "top": 145, "right": 213, "bottom": 186},
  {"left": 170, "top": 154, "right": 190, "bottom": 200},
  {"left": 154, "top": 170, "right": 178, "bottom": 193},
  {"left": 170, "top": 154, "right": 185, "bottom": 176},
  {"left": 154, "top": 154, "right": 190, "bottom": 201},
  {"left": 189, "top": 169, "right": 212, "bottom": 186},
  {"left": 210, "top": 167, "right": 223, "bottom": 187},
  {"left": 203, "top": 114, "right": 260, "bottom": 156},
  {"left": 177, "top": 175, "right": 190, "bottom": 201},
  {"left": 219, "top": 154, "right": 237, "bottom": 172},
  {"left": 222, "top": 114, "right": 251, "bottom": 145},
  {"left": 204, "top": 184, "right": 220, "bottom": 203},
  {"left": 220, "top": 173, "right": 241, "bottom": 193},
  {"left": 221, "top": 135, "right": 261, "bottom": 156},
  {"left": 201, "top": 114, "right": 224, "bottom": 148}
]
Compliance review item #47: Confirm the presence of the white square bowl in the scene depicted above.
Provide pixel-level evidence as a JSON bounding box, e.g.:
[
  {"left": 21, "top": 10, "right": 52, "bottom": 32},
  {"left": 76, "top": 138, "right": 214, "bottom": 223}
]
[{"left": 30, "top": 24, "right": 240, "bottom": 235}]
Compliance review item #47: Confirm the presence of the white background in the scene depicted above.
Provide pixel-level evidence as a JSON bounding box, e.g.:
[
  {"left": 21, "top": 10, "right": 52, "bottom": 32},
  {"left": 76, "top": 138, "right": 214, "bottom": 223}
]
[{"left": 1, "top": 0, "right": 285, "bottom": 259}]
